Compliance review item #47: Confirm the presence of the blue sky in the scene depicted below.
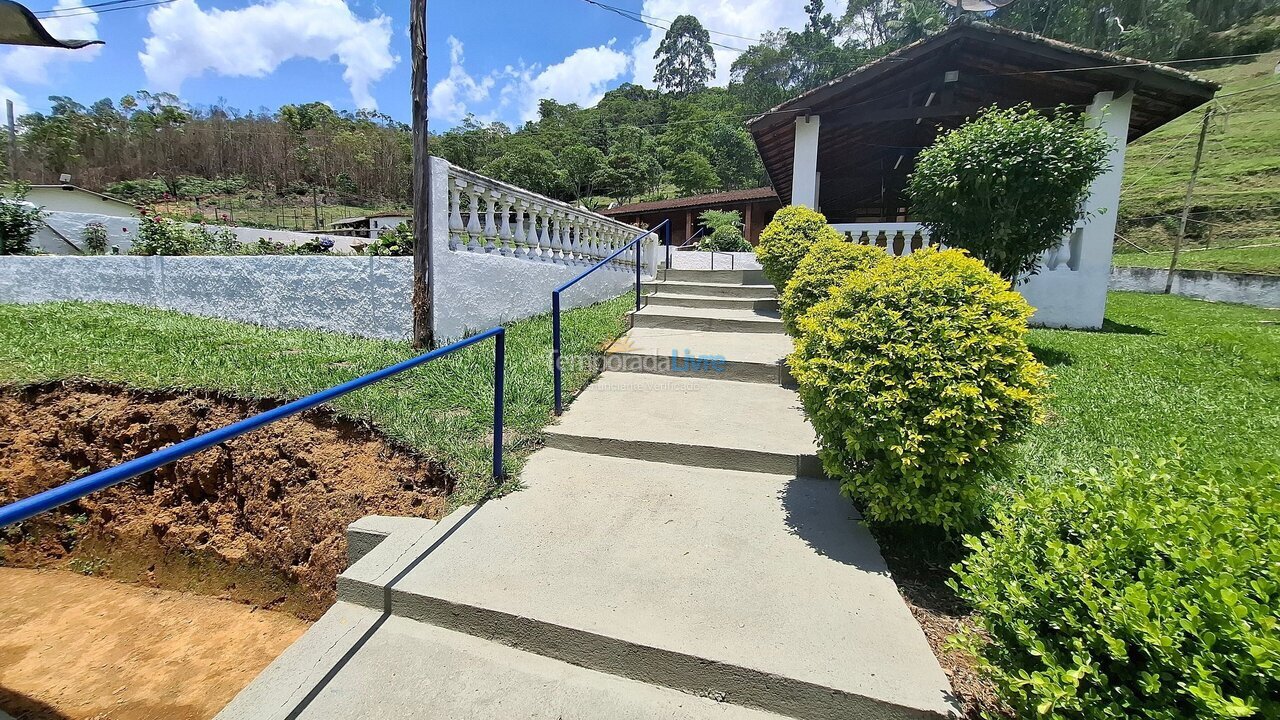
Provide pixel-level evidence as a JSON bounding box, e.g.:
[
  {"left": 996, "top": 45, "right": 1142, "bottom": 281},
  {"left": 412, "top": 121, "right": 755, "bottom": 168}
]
[{"left": 2, "top": 0, "right": 831, "bottom": 128}]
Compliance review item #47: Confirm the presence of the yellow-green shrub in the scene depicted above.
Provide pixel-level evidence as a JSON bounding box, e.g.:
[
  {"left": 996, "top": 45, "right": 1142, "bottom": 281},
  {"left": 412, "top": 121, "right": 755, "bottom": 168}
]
[
  {"left": 780, "top": 239, "right": 886, "bottom": 334},
  {"left": 789, "top": 248, "right": 1046, "bottom": 527},
  {"left": 755, "top": 205, "right": 843, "bottom": 289},
  {"left": 952, "top": 451, "right": 1280, "bottom": 719}
]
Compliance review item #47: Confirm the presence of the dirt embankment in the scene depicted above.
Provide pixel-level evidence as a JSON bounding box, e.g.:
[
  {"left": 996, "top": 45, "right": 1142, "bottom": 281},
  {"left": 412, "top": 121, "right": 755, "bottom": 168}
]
[{"left": 0, "top": 382, "right": 451, "bottom": 619}]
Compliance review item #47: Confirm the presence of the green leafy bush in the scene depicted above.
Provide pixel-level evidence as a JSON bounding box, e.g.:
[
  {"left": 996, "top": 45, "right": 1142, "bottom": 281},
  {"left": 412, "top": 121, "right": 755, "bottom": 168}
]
[
  {"left": 697, "top": 209, "right": 751, "bottom": 252},
  {"left": 908, "top": 104, "right": 1110, "bottom": 282},
  {"left": 952, "top": 451, "right": 1280, "bottom": 719},
  {"left": 0, "top": 183, "right": 44, "bottom": 255},
  {"left": 82, "top": 221, "right": 108, "bottom": 254},
  {"left": 364, "top": 222, "right": 413, "bottom": 256},
  {"left": 130, "top": 211, "right": 196, "bottom": 256},
  {"left": 789, "top": 248, "right": 1046, "bottom": 527},
  {"left": 779, "top": 239, "right": 885, "bottom": 334},
  {"left": 755, "top": 205, "right": 842, "bottom": 288}
]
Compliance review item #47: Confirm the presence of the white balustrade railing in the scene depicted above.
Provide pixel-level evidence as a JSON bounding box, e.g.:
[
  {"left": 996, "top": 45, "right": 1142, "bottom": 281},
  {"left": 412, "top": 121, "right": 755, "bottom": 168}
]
[
  {"left": 831, "top": 222, "right": 933, "bottom": 257},
  {"left": 445, "top": 164, "right": 653, "bottom": 273},
  {"left": 831, "top": 221, "right": 1084, "bottom": 271}
]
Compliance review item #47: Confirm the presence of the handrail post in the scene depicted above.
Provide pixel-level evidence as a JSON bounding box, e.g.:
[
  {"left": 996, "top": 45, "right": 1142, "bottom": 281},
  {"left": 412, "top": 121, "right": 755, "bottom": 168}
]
[
  {"left": 664, "top": 220, "right": 671, "bottom": 270},
  {"left": 634, "top": 238, "right": 641, "bottom": 312},
  {"left": 493, "top": 328, "right": 505, "bottom": 479},
  {"left": 552, "top": 290, "right": 563, "bottom": 416}
]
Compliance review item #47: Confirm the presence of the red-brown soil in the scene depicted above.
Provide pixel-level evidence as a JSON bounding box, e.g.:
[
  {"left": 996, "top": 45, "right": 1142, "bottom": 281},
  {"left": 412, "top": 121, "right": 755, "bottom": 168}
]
[{"left": 0, "top": 381, "right": 451, "bottom": 619}]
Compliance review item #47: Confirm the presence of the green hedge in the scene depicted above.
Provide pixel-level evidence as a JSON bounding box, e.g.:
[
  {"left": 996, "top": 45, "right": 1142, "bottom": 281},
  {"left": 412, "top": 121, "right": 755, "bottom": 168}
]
[
  {"left": 789, "top": 248, "right": 1046, "bottom": 527},
  {"left": 953, "top": 451, "right": 1280, "bottom": 719},
  {"left": 755, "top": 205, "right": 843, "bottom": 289},
  {"left": 780, "top": 239, "right": 886, "bottom": 334}
]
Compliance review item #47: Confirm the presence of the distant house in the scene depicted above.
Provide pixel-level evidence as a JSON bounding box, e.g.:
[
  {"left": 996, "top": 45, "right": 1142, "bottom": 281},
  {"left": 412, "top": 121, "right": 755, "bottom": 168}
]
[
  {"left": 26, "top": 184, "right": 138, "bottom": 217},
  {"left": 22, "top": 184, "right": 139, "bottom": 254},
  {"left": 328, "top": 212, "right": 411, "bottom": 239},
  {"left": 600, "top": 187, "right": 781, "bottom": 246}
]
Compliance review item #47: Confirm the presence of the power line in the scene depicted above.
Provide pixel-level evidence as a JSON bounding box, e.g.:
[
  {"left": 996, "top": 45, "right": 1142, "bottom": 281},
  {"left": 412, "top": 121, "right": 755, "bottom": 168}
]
[
  {"left": 35, "top": 0, "right": 176, "bottom": 18},
  {"left": 579, "top": 0, "right": 751, "bottom": 54}
]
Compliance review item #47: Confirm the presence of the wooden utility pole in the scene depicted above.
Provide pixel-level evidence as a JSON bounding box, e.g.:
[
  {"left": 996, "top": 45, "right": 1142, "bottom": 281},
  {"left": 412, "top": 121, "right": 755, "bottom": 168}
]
[
  {"left": 6, "top": 100, "right": 17, "bottom": 182},
  {"left": 410, "top": 0, "right": 433, "bottom": 348},
  {"left": 1165, "top": 107, "right": 1213, "bottom": 294}
]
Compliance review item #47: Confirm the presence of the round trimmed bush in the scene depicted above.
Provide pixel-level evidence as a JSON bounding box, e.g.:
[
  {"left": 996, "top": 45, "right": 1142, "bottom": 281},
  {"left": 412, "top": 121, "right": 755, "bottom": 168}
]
[
  {"left": 780, "top": 239, "right": 886, "bottom": 334},
  {"left": 755, "top": 205, "right": 843, "bottom": 289},
  {"left": 953, "top": 452, "right": 1280, "bottom": 719},
  {"left": 789, "top": 248, "right": 1046, "bottom": 528}
]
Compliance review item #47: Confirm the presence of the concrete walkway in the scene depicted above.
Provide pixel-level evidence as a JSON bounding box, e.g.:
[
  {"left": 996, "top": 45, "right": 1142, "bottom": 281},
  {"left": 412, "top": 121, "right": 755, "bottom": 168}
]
[{"left": 218, "top": 268, "right": 956, "bottom": 720}]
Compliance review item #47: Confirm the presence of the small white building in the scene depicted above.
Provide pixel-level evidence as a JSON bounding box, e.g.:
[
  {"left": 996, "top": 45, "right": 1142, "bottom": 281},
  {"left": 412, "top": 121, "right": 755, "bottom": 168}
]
[
  {"left": 26, "top": 184, "right": 139, "bottom": 217},
  {"left": 329, "top": 212, "right": 411, "bottom": 239},
  {"left": 21, "top": 184, "right": 140, "bottom": 254},
  {"left": 747, "top": 21, "right": 1219, "bottom": 329}
]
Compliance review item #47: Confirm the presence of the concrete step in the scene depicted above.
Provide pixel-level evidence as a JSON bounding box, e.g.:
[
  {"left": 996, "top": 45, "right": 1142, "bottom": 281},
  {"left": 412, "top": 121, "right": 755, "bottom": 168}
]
[
  {"left": 645, "top": 278, "right": 773, "bottom": 297},
  {"left": 630, "top": 305, "right": 785, "bottom": 335},
  {"left": 217, "top": 602, "right": 788, "bottom": 720},
  {"left": 604, "top": 327, "right": 795, "bottom": 386},
  {"left": 337, "top": 450, "right": 956, "bottom": 720},
  {"left": 544, "top": 371, "right": 819, "bottom": 476},
  {"left": 659, "top": 268, "right": 768, "bottom": 285},
  {"left": 641, "top": 279, "right": 777, "bottom": 299},
  {"left": 644, "top": 292, "right": 779, "bottom": 312}
]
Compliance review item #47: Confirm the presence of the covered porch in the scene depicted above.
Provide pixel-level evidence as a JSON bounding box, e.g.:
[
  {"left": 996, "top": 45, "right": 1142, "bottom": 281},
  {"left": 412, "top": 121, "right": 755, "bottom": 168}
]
[{"left": 748, "top": 21, "right": 1217, "bottom": 328}]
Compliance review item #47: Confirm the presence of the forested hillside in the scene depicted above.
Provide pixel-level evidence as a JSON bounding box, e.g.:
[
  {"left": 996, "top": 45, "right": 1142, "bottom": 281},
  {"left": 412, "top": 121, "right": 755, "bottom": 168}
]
[{"left": 6, "top": 0, "right": 1278, "bottom": 231}]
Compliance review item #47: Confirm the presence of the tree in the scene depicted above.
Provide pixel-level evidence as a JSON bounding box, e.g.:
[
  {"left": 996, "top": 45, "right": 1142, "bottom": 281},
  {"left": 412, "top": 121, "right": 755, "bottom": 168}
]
[
  {"left": 481, "top": 144, "right": 564, "bottom": 198},
  {"left": 670, "top": 151, "right": 719, "bottom": 195},
  {"left": 907, "top": 105, "right": 1111, "bottom": 282},
  {"left": 704, "top": 122, "right": 763, "bottom": 189},
  {"left": 560, "top": 145, "right": 605, "bottom": 202},
  {"left": 593, "top": 153, "right": 656, "bottom": 202},
  {"left": 653, "top": 15, "right": 716, "bottom": 95}
]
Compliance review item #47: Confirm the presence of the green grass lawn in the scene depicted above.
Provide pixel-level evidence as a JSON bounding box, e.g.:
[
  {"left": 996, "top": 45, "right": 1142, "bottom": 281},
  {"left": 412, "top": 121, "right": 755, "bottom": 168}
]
[
  {"left": 1113, "top": 244, "right": 1280, "bottom": 275},
  {"left": 0, "top": 297, "right": 632, "bottom": 505},
  {"left": 1009, "top": 291, "right": 1280, "bottom": 496}
]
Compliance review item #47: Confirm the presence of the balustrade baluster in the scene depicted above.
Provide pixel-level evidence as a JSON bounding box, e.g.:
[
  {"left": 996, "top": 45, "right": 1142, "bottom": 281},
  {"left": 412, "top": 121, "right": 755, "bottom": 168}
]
[
  {"left": 549, "top": 212, "right": 563, "bottom": 264},
  {"left": 512, "top": 200, "right": 528, "bottom": 260},
  {"left": 448, "top": 179, "right": 465, "bottom": 251},
  {"left": 537, "top": 206, "right": 552, "bottom": 262},
  {"left": 497, "top": 194, "right": 514, "bottom": 257},
  {"left": 465, "top": 186, "right": 482, "bottom": 252},
  {"left": 483, "top": 190, "right": 500, "bottom": 253}
]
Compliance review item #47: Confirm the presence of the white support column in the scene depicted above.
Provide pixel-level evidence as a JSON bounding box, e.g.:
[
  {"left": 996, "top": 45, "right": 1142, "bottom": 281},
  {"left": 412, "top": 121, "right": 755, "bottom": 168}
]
[
  {"left": 791, "top": 115, "right": 821, "bottom": 208},
  {"left": 1075, "top": 89, "right": 1136, "bottom": 322}
]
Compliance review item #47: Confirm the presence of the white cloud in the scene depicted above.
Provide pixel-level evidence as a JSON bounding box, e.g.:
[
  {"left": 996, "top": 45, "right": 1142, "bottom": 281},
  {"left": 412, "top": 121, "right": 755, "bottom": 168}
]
[
  {"left": 139, "top": 0, "right": 397, "bottom": 110},
  {"left": 630, "top": 0, "right": 847, "bottom": 88},
  {"left": 0, "top": 0, "right": 102, "bottom": 113},
  {"left": 430, "top": 37, "right": 629, "bottom": 126},
  {"left": 430, "top": 36, "right": 496, "bottom": 123}
]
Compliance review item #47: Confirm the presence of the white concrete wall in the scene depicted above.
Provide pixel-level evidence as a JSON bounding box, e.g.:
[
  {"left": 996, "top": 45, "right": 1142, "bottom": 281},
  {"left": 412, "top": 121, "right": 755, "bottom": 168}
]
[
  {"left": 36, "top": 210, "right": 363, "bottom": 254},
  {"left": 0, "top": 256, "right": 413, "bottom": 339},
  {"left": 1110, "top": 266, "right": 1280, "bottom": 309}
]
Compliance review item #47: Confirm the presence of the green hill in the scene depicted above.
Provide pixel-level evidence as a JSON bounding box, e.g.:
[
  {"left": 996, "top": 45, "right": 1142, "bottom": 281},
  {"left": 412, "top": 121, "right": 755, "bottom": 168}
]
[{"left": 1116, "top": 49, "right": 1280, "bottom": 273}]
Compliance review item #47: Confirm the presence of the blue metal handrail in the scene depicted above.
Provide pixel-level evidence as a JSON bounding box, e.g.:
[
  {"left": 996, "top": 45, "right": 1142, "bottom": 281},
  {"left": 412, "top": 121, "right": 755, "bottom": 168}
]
[
  {"left": 552, "top": 219, "right": 670, "bottom": 415},
  {"left": 0, "top": 327, "right": 507, "bottom": 528}
]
